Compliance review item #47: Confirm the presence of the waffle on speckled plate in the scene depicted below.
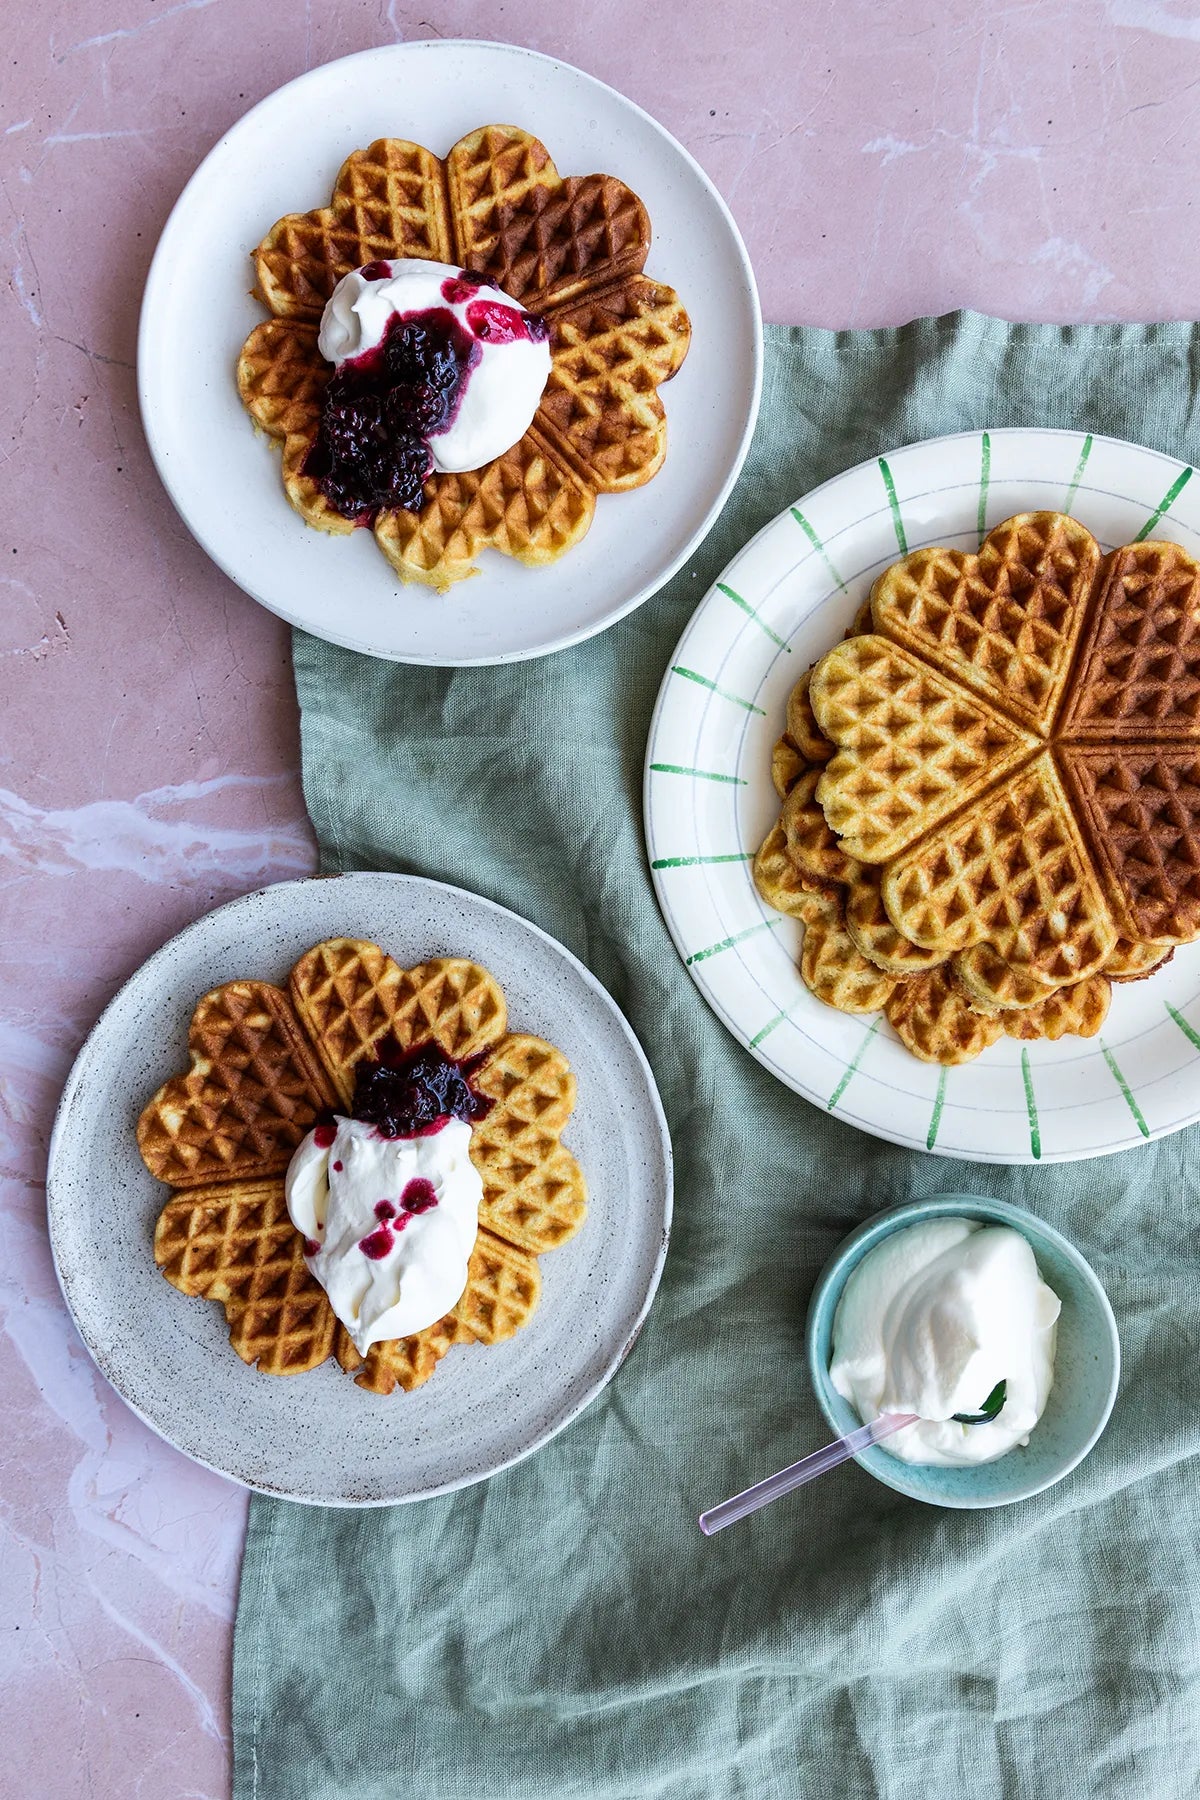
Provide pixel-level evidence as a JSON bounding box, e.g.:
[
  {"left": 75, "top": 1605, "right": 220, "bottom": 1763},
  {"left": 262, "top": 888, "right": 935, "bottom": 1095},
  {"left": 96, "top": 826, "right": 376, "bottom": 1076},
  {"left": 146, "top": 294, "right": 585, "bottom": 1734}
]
[
  {"left": 754, "top": 511, "right": 1200, "bottom": 1064},
  {"left": 237, "top": 125, "right": 691, "bottom": 590},
  {"left": 140, "top": 940, "right": 587, "bottom": 1392}
]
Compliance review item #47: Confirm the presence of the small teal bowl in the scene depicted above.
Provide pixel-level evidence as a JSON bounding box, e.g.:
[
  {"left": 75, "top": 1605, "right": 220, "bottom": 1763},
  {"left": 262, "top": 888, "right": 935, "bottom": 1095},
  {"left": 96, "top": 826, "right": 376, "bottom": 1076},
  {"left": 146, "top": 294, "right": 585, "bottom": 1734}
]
[{"left": 807, "top": 1194, "right": 1120, "bottom": 1508}]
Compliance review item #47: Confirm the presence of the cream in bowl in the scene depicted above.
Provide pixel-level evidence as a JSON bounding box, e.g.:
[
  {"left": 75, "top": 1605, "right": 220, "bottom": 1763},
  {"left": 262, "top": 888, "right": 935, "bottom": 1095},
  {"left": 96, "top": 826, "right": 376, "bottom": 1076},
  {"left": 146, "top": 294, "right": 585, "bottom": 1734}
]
[{"left": 829, "top": 1217, "right": 1061, "bottom": 1467}]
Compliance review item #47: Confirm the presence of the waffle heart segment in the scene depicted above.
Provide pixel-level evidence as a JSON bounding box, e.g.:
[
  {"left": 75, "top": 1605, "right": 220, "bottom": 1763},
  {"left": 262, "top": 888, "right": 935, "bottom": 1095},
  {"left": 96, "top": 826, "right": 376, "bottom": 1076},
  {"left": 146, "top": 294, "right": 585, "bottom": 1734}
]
[
  {"left": 239, "top": 124, "right": 689, "bottom": 588},
  {"left": 882, "top": 752, "right": 1118, "bottom": 985},
  {"left": 154, "top": 1180, "right": 337, "bottom": 1375},
  {"left": 1060, "top": 539, "right": 1200, "bottom": 741},
  {"left": 1059, "top": 744, "right": 1200, "bottom": 944},
  {"left": 811, "top": 635, "right": 1039, "bottom": 864},
  {"left": 136, "top": 982, "right": 336, "bottom": 1189},
  {"left": 289, "top": 941, "right": 508, "bottom": 1108},
  {"left": 336, "top": 1228, "right": 541, "bottom": 1395},
  {"left": 871, "top": 512, "right": 1101, "bottom": 735}
]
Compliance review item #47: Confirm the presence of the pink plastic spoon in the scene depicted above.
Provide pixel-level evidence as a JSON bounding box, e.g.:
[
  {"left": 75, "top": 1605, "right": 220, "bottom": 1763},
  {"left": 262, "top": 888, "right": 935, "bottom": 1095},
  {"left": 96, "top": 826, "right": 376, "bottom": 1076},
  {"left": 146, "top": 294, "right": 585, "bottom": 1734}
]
[{"left": 698, "top": 1413, "right": 919, "bottom": 1536}]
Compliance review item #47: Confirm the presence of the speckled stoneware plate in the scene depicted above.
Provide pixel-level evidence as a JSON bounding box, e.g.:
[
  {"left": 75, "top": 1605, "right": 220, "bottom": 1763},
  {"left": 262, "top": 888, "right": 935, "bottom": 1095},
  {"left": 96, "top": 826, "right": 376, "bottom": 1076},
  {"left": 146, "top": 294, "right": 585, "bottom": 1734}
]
[
  {"left": 137, "top": 39, "right": 761, "bottom": 665},
  {"left": 47, "top": 874, "right": 672, "bottom": 1505},
  {"left": 645, "top": 427, "right": 1200, "bottom": 1164}
]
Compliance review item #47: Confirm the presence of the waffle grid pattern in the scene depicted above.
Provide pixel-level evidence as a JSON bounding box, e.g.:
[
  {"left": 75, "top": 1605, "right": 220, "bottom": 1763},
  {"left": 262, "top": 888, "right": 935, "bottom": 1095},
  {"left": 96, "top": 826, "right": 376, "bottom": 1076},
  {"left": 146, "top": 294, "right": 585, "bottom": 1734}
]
[
  {"left": 140, "top": 942, "right": 586, "bottom": 1391},
  {"left": 238, "top": 124, "right": 690, "bottom": 588}
]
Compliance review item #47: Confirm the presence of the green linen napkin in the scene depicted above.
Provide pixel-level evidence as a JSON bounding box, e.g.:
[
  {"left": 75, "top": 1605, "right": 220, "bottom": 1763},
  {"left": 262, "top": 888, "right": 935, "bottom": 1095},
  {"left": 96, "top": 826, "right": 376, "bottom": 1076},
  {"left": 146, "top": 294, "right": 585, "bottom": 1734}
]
[{"left": 234, "top": 314, "right": 1200, "bottom": 1800}]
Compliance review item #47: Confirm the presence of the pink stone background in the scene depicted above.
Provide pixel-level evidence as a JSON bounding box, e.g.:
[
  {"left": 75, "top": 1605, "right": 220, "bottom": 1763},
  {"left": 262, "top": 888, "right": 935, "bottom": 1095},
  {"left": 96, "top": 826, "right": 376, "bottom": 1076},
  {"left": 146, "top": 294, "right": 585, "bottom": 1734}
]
[{"left": 5, "top": 2, "right": 1200, "bottom": 1793}]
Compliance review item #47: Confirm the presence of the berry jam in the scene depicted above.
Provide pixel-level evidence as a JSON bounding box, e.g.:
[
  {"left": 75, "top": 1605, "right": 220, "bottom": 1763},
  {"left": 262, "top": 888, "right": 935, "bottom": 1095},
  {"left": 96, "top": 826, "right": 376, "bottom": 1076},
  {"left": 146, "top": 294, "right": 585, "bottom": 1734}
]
[
  {"left": 352, "top": 1035, "right": 494, "bottom": 1138},
  {"left": 304, "top": 307, "right": 478, "bottom": 521},
  {"left": 357, "top": 1175, "right": 443, "bottom": 1257},
  {"left": 401, "top": 1176, "right": 437, "bottom": 1214},
  {"left": 303, "top": 1237, "right": 321, "bottom": 1258},
  {"left": 312, "top": 1123, "right": 337, "bottom": 1149},
  {"left": 358, "top": 1224, "right": 393, "bottom": 1260},
  {"left": 465, "top": 298, "right": 549, "bottom": 344},
  {"left": 441, "top": 270, "right": 485, "bottom": 305}
]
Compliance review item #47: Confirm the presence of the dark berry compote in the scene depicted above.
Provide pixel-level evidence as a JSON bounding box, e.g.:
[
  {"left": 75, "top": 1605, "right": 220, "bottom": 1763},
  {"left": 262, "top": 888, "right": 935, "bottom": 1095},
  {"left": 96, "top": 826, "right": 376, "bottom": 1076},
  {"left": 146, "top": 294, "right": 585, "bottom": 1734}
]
[
  {"left": 352, "top": 1036, "right": 494, "bottom": 1139},
  {"left": 304, "top": 308, "right": 478, "bottom": 521}
]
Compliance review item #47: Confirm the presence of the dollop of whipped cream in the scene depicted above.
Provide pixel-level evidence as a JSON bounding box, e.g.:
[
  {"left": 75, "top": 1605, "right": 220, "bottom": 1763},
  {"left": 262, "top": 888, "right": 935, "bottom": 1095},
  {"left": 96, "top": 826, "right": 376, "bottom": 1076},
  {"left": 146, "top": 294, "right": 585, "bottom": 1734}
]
[
  {"left": 285, "top": 1115, "right": 482, "bottom": 1353},
  {"left": 829, "top": 1217, "right": 1061, "bottom": 1466},
  {"left": 317, "top": 257, "right": 551, "bottom": 473}
]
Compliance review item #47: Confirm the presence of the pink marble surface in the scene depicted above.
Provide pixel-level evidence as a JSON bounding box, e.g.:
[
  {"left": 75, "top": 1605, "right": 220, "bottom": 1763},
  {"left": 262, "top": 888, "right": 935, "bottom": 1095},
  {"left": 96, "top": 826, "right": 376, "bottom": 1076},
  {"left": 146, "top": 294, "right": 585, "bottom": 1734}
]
[{"left": 5, "top": 2, "right": 1200, "bottom": 1793}]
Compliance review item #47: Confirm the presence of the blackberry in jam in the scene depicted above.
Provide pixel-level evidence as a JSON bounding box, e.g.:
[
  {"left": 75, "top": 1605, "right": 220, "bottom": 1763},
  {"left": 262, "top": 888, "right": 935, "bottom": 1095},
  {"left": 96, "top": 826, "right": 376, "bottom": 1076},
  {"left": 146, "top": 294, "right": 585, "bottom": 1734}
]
[
  {"left": 352, "top": 1037, "right": 494, "bottom": 1138},
  {"left": 304, "top": 307, "right": 477, "bottom": 522}
]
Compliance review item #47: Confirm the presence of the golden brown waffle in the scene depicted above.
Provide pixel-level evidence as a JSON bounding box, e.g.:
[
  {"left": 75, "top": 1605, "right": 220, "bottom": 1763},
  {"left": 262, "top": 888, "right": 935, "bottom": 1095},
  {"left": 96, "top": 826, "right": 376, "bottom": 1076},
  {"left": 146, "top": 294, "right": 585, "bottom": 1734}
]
[
  {"left": 1107, "top": 938, "right": 1175, "bottom": 982},
  {"left": 844, "top": 864, "right": 948, "bottom": 977},
  {"left": 782, "top": 769, "right": 856, "bottom": 893},
  {"left": 758, "top": 511, "right": 1200, "bottom": 1060},
  {"left": 136, "top": 982, "right": 336, "bottom": 1188},
  {"left": 800, "top": 909, "right": 897, "bottom": 1014},
  {"left": 811, "top": 633, "right": 1038, "bottom": 863},
  {"left": 883, "top": 752, "right": 1117, "bottom": 985},
  {"left": 753, "top": 820, "right": 840, "bottom": 922},
  {"left": 1004, "top": 975, "right": 1110, "bottom": 1042},
  {"left": 885, "top": 966, "right": 1004, "bottom": 1063},
  {"left": 810, "top": 515, "right": 1200, "bottom": 992},
  {"left": 154, "top": 1180, "right": 337, "bottom": 1375},
  {"left": 950, "top": 942, "right": 1070, "bottom": 1014},
  {"left": 289, "top": 940, "right": 507, "bottom": 1107},
  {"left": 786, "top": 670, "right": 834, "bottom": 764},
  {"left": 335, "top": 1228, "right": 541, "bottom": 1395},
  {"left": 239, "top": 125, "right": 690, "bottom": 589},
  {"left": 771, "top": 734, "right": 807, "bottom": 800},
  {"left": 870, "top": 512, "right": 1101, "bottom": 735},
  {"left": 140, "top": 940, "right": 584, "bottom": 1391}
]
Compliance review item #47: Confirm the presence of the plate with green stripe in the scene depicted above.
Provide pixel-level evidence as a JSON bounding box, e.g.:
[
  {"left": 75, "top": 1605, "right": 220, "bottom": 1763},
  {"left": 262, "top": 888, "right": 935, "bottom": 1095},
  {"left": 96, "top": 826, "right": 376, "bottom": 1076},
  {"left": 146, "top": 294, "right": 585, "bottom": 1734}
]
[{"left": 644, "top": 427, "right": 1200, "bottom": 1163}]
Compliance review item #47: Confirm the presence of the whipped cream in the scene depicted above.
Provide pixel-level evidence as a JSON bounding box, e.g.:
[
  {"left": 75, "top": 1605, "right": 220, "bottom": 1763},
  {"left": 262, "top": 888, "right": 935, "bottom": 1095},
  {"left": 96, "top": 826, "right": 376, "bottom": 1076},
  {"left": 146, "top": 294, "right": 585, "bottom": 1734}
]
[
  {"left": 285, "top": 1115, "right": 482, "bottom": 1353},
  {"left": 317, "top": 257, "right": 551, "bottom": 473},
  {"left": 829, "top": 1218, "right": 1061, "bottom": 1466}
]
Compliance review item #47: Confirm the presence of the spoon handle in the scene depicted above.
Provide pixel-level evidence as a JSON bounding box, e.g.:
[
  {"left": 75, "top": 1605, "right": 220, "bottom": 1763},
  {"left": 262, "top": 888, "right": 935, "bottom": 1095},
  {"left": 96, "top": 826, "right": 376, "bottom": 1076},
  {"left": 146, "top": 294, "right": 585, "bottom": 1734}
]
[{"left": 698, "top": 1413, "right": 919, "bottom": 1536}]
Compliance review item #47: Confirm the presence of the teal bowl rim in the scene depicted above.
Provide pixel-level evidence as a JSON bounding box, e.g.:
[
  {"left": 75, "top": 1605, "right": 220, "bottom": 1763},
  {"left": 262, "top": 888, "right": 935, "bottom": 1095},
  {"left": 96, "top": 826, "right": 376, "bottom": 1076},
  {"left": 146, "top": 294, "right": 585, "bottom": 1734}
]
[{"left": 805, "top": 1194, "right": 1121, "bottom": 1509}]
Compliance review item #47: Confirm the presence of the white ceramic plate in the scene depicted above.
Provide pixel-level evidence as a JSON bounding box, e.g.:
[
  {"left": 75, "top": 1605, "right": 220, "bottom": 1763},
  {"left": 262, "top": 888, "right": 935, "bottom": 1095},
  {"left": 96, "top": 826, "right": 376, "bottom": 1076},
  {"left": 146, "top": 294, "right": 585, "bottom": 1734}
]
[
  {"left": 645, "top": 427, "right": 1200, "bottom": 1164},
  {"left": 138, "top": 40, "right": 761, "bottom": 665},
  {"left": 47, "top": 875, "right": 672, "bottom": 1504}
]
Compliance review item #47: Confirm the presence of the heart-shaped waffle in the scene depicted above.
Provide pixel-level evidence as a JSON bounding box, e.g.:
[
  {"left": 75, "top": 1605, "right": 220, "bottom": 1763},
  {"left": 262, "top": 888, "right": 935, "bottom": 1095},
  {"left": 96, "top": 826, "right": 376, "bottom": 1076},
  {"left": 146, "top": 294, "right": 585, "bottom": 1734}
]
[
  {"left": 807, "top": 513, "right": 1200, "bottom": 1020},
  {"left": 140, "top": 941, "right": 586, "bottom": 1392},
  {"left": 237, "top": 124, "right": 690, "bottom": 589},
  {"left": 136, "top": 981, "right": 336, "bottom": 1188}
]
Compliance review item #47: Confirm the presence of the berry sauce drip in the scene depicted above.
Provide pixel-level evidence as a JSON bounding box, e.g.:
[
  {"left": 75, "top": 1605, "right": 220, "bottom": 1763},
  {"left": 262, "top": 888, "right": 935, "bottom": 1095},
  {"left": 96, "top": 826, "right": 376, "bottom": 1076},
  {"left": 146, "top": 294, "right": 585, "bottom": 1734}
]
[
  {"left": 465, "top": 298, "right": 549, "bottom": 344},
  {"left": 304, "top": 307, "right": 478, "bottom": 521},
  {"left": 441, "top": 270, "right": 485, "bottom": 305},
  {"left": 352, "top": 1035, "right": 494, "bottom": 1138},
  {"left": 357, "top": 1175, "right": 445, "bottom": 1257},
  {"left": 312, "top": 1123, "right": 337, "bottom": 1149}
]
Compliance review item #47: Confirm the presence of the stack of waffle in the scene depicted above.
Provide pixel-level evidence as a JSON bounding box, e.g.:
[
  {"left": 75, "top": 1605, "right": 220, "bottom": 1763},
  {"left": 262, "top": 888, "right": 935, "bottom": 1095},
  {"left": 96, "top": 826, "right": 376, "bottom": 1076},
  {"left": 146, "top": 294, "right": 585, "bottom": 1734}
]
[
  {"left": 237, "top": 124, "right": 691, "bottom": 589},
  {"left": 138, "top": 940, "right": 587, "bottom": 1391},
  {"left": 755, "top": 512, "right": 1200, "bottom": 1064}
]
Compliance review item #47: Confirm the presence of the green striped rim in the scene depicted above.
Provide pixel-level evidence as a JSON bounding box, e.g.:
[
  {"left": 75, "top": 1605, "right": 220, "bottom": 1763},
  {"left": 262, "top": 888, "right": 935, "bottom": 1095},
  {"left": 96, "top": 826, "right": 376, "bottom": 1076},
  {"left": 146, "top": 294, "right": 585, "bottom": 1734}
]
[
  {"left": 1020, "top": 1047, "right": 1042, "bottom": 1160},
  {"left": 715, "top": 582, "right": 790, "bottom": 651},
  {"left": 686, "top": 918, "right": 779, "bottom": 967},
  {"left": 790, "top": 508, "right": 850, "bottom": 595},
  {"left": 649, "top": 763, "right": 745, "bottom": 786},
  {"left": 1063, "top": 433, "right": 1093, "bottom": 513},
  {"left": 977, "top": 432, "right": 991, "bottom": 539},
  {"left": 650, "top": 851, "right": 754, "bottom": 870},
  {"left": 926, "top": 1065, "right": 948, "bottom": 1150},
  {"left": 1133, "top": 466, "right": 1193, "bottom": 541},
  {"left": 1166, "top": 1000, "right": 1200, "bottom": 1051},
  {"left": 827, "top": 1018, "right": 880, "bottom": 1111},
  {"left": 750, "top": 1007, "right": 789, "bottom": 1049},
  {"left": 1100, "top": 1042, "right": 1150, "bottom": 1139},
  {"left": 672, "top": 665, "right": 765, "bottom": 715},
  {"left": 878, "top": 458, "right": 908, "bottom": 554}
]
